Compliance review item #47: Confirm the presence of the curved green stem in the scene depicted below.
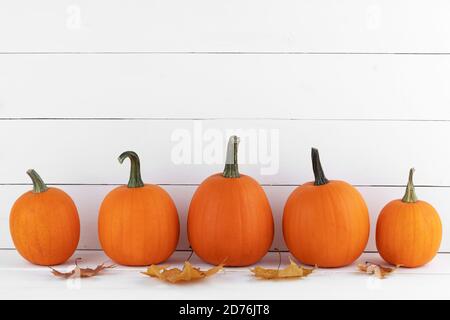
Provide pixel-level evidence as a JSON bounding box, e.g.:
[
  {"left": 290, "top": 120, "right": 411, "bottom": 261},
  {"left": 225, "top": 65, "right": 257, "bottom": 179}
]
[
  {"left": 27, "top": 169, "right": 49, "bottom": 193},
  {"left": 119, "top": 151, "right": 144, "bottom": 188},
  {"left": 223, "top": 136, "right": 240, "bottom": 178},
  {"left": 402, "top": 168, "right": 418, "bottom": 203},
  {"left": 312, "top": 148, "right": 329, "bottom": 186}
]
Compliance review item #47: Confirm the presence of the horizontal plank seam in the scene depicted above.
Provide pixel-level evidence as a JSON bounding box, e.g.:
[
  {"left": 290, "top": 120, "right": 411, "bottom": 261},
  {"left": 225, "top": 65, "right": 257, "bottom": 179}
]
[
  {"left": 2, "top": 118, "right": 450, "bottom": 122},
  {"left": 0, "top": 248, "right": 449, "bottom": 254},
  {"left": 1, "top": 183, "right": 450, "bottom": 188}
]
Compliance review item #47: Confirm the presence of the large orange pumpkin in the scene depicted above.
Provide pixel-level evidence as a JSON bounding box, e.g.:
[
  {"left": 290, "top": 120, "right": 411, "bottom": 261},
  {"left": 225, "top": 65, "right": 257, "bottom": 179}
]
[
  {"left": 376, "top": 169, "right": 442, "bottom": 267},
  {"left": 188, "top": 136, "right": 274, "bottom": 266},
  {"left": 98, "top": 151, "right": 179, "bottom": 266},
  {"left": 283, "top": 148, "right": 370, "bottom": 268},
  {"left": 10, "top": 170, "right": 80, "bottom": 266}
]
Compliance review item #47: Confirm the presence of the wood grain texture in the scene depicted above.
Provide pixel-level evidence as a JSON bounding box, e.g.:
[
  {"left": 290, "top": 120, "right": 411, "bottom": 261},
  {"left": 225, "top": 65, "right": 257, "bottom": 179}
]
[
  {"left": 2, "top": 54, "right": 450, "bottom": 119},
  {"left": 0, "top": 185, "right": 448, "bottom": 251},
  {"left": 1, "top": 0, "right": 450, "bottom": 53}
]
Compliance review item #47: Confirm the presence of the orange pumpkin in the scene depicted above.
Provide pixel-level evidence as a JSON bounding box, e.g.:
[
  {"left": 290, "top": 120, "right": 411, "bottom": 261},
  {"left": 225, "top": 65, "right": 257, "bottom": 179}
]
[
  {"left": 98, "top": 151, "right": 179, "bottom": 266},
  {"left": 283, "top": 148, "right": 370, "bottom": 268},
  {"left": 376, "top": 169, "right": 442, "bottom": 267},
  {"left": 188, "top": 136, "right": 274, "bottom": 266},
  {"left": 10, "top": 170, "right": 80, "bottom": 266}
]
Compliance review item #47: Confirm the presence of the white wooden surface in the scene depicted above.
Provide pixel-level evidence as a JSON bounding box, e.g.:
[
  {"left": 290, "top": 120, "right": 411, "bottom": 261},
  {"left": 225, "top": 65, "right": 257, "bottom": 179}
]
[
  {"left": 1, "top": 250, "right": 449, "bottom": 300},
  {"left": 1, "top": 1, "right": 450, "bottom": 53},
  {"left": 2, "top": 55, "right": 450, "bottom": 120},
  {"left": 0, "top": 185, "right": 449, "bottom": 252},
  {"left": 0, "top": 120, "right": 448, "bottom": 185}
]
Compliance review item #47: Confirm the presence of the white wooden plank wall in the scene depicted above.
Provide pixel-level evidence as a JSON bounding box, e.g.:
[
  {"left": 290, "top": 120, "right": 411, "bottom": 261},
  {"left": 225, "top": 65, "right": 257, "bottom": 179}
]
[
  {"left": 1, "top": 0, "right": 450, "bottom": 53},
  {"left": 0, "top": 1, "right": 449, "bottom": 252}
]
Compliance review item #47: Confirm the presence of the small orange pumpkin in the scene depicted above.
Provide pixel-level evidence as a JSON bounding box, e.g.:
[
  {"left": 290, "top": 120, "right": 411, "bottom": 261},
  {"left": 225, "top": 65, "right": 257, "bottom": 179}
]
[
  {"left": 10, "top": 170, "right": 80, "bottom": 266},
  {"left": 376, "top": 169, "right": 442, "bottom": 267},
  {"left": 98, "top": 151, "right": 179, "bottom": 266},
  {"left": 188, "top": 136, "right": 274, "bottom": 266},
  {"left": 283, "top": 148, "right": 370, "bottom": 268}
]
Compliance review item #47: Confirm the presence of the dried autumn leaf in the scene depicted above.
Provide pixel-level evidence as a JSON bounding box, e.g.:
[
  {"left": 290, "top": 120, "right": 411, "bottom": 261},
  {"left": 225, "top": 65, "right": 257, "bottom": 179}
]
[
  {"left": 251, "top": 257, "right": 314, "bottom": 280},
  {"left": 142, "top": 261, "right": 223, "bottom": 283},
  {"left": 50, "top": 258, "right": 116, "bottom": 279},
  {"left": 357, "top": 262, "right": 398, "bottom": 279}
]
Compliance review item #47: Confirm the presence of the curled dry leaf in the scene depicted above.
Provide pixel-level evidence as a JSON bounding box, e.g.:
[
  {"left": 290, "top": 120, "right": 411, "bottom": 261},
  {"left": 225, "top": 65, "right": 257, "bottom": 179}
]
[
  {"left": 50, "top": 258, "right": 116, "bottom": 279},
  {"left": 142, "top": 261, "right": 224, "bottom": 283},
  {"left": 357, "top": 262, "right": 398, "bottom": 279},
  {"left": 251, "top": 257, "right": 314, "bottom": 280}
]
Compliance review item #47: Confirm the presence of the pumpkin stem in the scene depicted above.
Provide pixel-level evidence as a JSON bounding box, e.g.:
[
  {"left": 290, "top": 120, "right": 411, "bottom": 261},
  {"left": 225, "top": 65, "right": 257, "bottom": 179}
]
[
  {"left": 402, "top": 168, "right": 418, "bottom": 203},
  {"left": 118, "top": 151, "right": 145, "bottom": 188},
  {"left": 312, "top": 148, "right": 329, "bottom": 186},
  {"left": 27, "top": 169, "right": 49, "bottom": 193},
  {"left": 223, "top": 136, "right": 240, "bottom": 178}
]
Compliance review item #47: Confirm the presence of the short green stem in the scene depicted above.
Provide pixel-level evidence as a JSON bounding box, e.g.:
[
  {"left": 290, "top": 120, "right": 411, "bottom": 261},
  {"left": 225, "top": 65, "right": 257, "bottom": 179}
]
[
  {"left": 312, "top": 148, "right": 329, "bottom": 186},
  {"left": 119, "top": 151, "right": 145, "bottom": 188},
  {"left": 223, "top": 136, "right": 240, "bottom": 178},
  {"left": 402, "top": 168, "right": 418, "bottom": 203},
  {"left": 27, "top": 169, "right": 49, "bottom": 193}
]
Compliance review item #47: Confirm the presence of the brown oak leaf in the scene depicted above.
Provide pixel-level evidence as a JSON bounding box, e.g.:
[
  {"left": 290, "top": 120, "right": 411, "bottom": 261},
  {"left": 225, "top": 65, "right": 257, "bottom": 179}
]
[
  {"left": 50, "top": 258, "right": 116, "bottom": 279},
  {"left": 357, "top": 262, "right": 398, "bottom": 279},
  {"left": 142, "top": 261, "right": 223, "bottom": 283},
  {"left": 251, "top": 257, "right": 314, "bottom": 280}
]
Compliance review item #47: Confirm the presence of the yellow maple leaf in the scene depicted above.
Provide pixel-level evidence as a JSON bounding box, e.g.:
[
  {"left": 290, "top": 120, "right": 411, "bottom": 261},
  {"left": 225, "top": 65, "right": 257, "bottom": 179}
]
[
  {"left": 50, "top": 258, "right": 116, "bottom": 279},
  {"left": 251, "top": 257, "right": 314, "bottom": 280},
  {"left": 357, "top": 262, "right": 398, "bottom": 279},
  {"left": 142, "top": 261, "right": 223, "bottom": 283}
]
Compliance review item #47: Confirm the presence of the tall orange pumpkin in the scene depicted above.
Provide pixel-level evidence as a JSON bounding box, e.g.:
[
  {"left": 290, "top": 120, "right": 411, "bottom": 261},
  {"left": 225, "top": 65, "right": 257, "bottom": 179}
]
[
  {"left": 376, "top": 169, "right": 442, "bottom": 267},
  {"left": 283, "top": 148, "right": 370, "bottom": 268},
  {"left": 10, "top": 170, "right": 80, "bottom": 266},
  {"left": 188, "top": 136, "right": 274, "bottom": 266},
  {"left": 98, "top": 151, "right": 179, "bottom": 266}
]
